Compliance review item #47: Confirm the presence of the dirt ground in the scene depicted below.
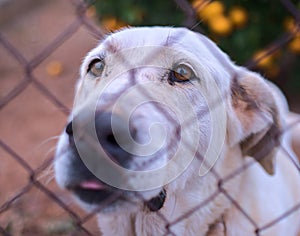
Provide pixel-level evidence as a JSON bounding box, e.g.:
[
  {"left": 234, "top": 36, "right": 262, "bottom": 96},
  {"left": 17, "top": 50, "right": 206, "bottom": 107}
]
[
  {"left": 0, "top": 1, "right": 299, "bottom": 236},
  {"left": 0, "top": 1, "right": 101, "bottom": 235}
]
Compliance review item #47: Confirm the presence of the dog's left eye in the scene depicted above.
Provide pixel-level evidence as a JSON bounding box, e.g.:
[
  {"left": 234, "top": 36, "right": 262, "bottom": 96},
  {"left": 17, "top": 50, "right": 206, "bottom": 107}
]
[
  {"left": 168, "top": 64, "right": 195, "bottom": 84},
  {"left": 88, "top": 59, "right": 105, "bottom": 77}
]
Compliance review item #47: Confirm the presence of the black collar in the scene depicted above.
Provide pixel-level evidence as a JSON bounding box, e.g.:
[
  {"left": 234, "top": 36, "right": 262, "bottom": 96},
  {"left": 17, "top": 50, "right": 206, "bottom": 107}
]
[
  {"left": 206, "top": 214, "right": 226, "bottom": 235},
  {"left": 145, "top": 189, "right": 166, "bottom": 212}
]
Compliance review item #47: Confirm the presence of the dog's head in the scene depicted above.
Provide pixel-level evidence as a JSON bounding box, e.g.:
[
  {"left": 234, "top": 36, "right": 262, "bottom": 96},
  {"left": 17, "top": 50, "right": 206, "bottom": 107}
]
[{"left": 54, "top": 27, "right": 281, "bottom": 216}]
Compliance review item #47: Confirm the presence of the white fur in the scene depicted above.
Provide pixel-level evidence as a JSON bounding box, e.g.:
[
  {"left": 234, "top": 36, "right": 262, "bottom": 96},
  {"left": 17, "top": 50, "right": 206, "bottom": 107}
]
[{"left": 55, "top": 27, "right": 300, "bottom": 236}]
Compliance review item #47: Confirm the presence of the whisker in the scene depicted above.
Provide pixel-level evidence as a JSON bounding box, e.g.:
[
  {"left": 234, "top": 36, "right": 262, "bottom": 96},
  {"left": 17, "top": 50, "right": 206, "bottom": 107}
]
[
  {"left": 40, "top": 136, "right": 61, "bottom": 146},
  {"left": 45, "top": 174, "right": 55, "bottom": 186},
  {"left": 36, "top": 160, "right": 55, "bottom": 184},
  {"left": 26, "top": 136, "right": 60, "bottom": 161},
  {"left": 35, "top": 145, "right": 57, "bottom": 184},
  {"left": 45, "top": 146, "right": 58, "bottom": 159}
]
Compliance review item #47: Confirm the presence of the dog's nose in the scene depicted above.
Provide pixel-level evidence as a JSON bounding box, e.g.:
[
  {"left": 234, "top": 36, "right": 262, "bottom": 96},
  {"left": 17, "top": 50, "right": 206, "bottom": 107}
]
[
  {"left": 65, "top": 113, "right": 134, "bottom": 168},
  {"left": 95, "top": 112, "right": 134, "bottom": 168}
]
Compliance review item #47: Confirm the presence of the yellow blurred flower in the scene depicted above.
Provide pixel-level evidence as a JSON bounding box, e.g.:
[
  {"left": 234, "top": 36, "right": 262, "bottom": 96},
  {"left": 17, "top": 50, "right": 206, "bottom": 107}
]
[
  {"left": 86, "top": 6, "right": 96, "bottom": 18},
  {"left": 284, "top": 17, "right": 296, "bottom": 32},
  {"left": 198, "top": 1, "right": 225, "bottom": 22},
  {"left": 192, "top": 0, "right": 208, "bottom": 11},
  {"left": 102, "top": 17, "right": 118, "bottom": 31},
  {"left": 208, "top": 15, "right": 233, "bottom": 36},
  {"left": 229, "top": 6, "right": 248, "bottom": 28},
  {"left": 253, "top": 51, "right": 274, "bottom": 68},
  {"left": 102, "top": 17, "right": 127, "bottom": 31},
  {"left": 46, "top": 61, "right": 63, "bottom": 77},
  {"left": 284, "top": 17, "right": 300, "bottom": 38},
  {"left": 288, "top": 37, "right": 300, "bottom": 54}
]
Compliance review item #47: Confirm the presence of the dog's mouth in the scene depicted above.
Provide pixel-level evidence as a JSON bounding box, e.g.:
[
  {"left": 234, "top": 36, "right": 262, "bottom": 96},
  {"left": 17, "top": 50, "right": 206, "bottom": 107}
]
[
  {"left": 67, "top": 180, "right": 166, "bottom": 212},
  {"left": 69, "top": 180, "right": 115, "bottom": 205}
]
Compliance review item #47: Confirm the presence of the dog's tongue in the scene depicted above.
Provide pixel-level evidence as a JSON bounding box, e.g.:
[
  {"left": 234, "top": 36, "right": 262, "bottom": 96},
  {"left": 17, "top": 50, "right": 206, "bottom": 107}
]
[{"left": 80, "top": 180, "right": 105, "bottom": 190}]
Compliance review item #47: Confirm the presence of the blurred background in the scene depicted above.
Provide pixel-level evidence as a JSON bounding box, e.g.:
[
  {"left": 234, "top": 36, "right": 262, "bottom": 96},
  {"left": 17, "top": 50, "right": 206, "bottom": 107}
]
[
  {"left": 0, "top": 0, "right": 299, "bottom": 235},
  {"left": 93, "top": 0, "right": 300, "bottom": 106}
]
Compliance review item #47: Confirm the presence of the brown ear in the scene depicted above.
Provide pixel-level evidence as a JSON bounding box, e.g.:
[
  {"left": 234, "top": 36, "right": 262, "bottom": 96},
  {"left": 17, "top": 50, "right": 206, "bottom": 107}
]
[{"left": 228, "top": 70, "right": 281, "bottom": 175}]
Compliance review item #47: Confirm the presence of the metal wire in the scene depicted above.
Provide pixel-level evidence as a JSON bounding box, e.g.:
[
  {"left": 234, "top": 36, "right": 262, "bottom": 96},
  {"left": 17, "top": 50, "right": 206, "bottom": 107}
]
[{"left": 0, "top": 0, "right": 299, "bottom": 235}]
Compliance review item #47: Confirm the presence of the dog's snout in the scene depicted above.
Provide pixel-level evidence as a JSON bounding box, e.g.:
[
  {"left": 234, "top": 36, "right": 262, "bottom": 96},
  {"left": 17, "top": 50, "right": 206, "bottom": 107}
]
[{"left": 95, "top": 112, "right": 133, "bottom": 168}]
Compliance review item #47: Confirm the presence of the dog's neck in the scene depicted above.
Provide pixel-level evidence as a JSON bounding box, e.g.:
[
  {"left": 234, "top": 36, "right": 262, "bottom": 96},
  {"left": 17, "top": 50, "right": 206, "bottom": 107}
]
[
  {"left": 98, "top": 210, "right": 169, "bottom": 235},
  {"left": 98, "top": 205, "right": 227, "bottom": 236}
]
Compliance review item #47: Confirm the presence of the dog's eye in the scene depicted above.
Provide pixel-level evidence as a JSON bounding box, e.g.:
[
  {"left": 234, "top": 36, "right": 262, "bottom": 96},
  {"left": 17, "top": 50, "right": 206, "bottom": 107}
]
[
  {"left": 169, "top": 64, "right": 194, "bottom": 84},
  {"left": 88, "top": 59, "right": 105, "bottom": 77}
]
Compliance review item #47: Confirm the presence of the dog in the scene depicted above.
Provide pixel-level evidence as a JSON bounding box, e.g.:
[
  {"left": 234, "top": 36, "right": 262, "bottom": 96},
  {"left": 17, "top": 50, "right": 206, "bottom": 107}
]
[{"left": 54, "top": 27, "right": 300, "bottom": 236}]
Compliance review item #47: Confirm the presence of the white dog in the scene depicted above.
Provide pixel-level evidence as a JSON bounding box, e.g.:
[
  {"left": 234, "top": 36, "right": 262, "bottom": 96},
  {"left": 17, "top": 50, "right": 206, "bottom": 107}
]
[{"left": 55, "top": 27, "right": 300, "bottom": 236}]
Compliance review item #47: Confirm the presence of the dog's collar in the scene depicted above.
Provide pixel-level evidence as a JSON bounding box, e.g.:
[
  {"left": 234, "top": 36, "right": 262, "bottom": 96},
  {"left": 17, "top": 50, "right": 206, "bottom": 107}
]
[
  {"left": 206, "top": 214, "right": 226, "bottom": 235},
  {"left": 145, "top": 189, "right": 166, "bottom": 212}
]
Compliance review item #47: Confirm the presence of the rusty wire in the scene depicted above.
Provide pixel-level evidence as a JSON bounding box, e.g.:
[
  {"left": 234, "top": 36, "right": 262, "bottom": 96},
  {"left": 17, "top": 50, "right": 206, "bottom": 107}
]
[{"left": 0, "top": 0, "right": 300, "bottom": 235}]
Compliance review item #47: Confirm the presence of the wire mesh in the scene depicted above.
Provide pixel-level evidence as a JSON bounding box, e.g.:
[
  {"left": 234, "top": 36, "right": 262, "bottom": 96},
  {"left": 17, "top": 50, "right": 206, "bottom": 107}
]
[{"left": 0, "top": 0, "right": 300, "bottom": 235}]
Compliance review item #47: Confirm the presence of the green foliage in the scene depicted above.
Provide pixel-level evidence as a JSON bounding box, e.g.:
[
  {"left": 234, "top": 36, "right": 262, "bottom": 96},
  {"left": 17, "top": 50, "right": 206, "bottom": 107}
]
[
  {"left": 218, "top": 0, "right": 292, "bottom": 63},
  {"left": 92, "top": 0, "right": 184, "bottom": 26}
]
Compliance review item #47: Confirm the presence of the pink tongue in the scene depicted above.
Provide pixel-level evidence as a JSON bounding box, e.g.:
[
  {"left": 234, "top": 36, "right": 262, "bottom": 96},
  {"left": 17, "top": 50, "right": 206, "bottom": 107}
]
[{"left": 80, "top": 180, "right": 104, "bottom": 190}]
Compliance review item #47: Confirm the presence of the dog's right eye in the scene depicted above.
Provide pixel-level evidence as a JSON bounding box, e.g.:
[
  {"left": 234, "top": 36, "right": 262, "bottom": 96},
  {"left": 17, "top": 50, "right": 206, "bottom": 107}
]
[{"left": 88, "top": 59, "right": 105, "bottom": 77}]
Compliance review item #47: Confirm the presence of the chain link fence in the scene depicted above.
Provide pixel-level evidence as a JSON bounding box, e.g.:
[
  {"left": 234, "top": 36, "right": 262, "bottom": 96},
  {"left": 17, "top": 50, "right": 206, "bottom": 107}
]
[{"left": 0, "top": 0, "right": 300, "bottom": 235}]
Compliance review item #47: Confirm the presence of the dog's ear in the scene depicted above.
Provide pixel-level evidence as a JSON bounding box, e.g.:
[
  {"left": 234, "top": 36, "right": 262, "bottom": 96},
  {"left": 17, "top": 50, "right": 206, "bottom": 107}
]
[{"left": 227, "top": 70, "right": 281, "bottom": 175}]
